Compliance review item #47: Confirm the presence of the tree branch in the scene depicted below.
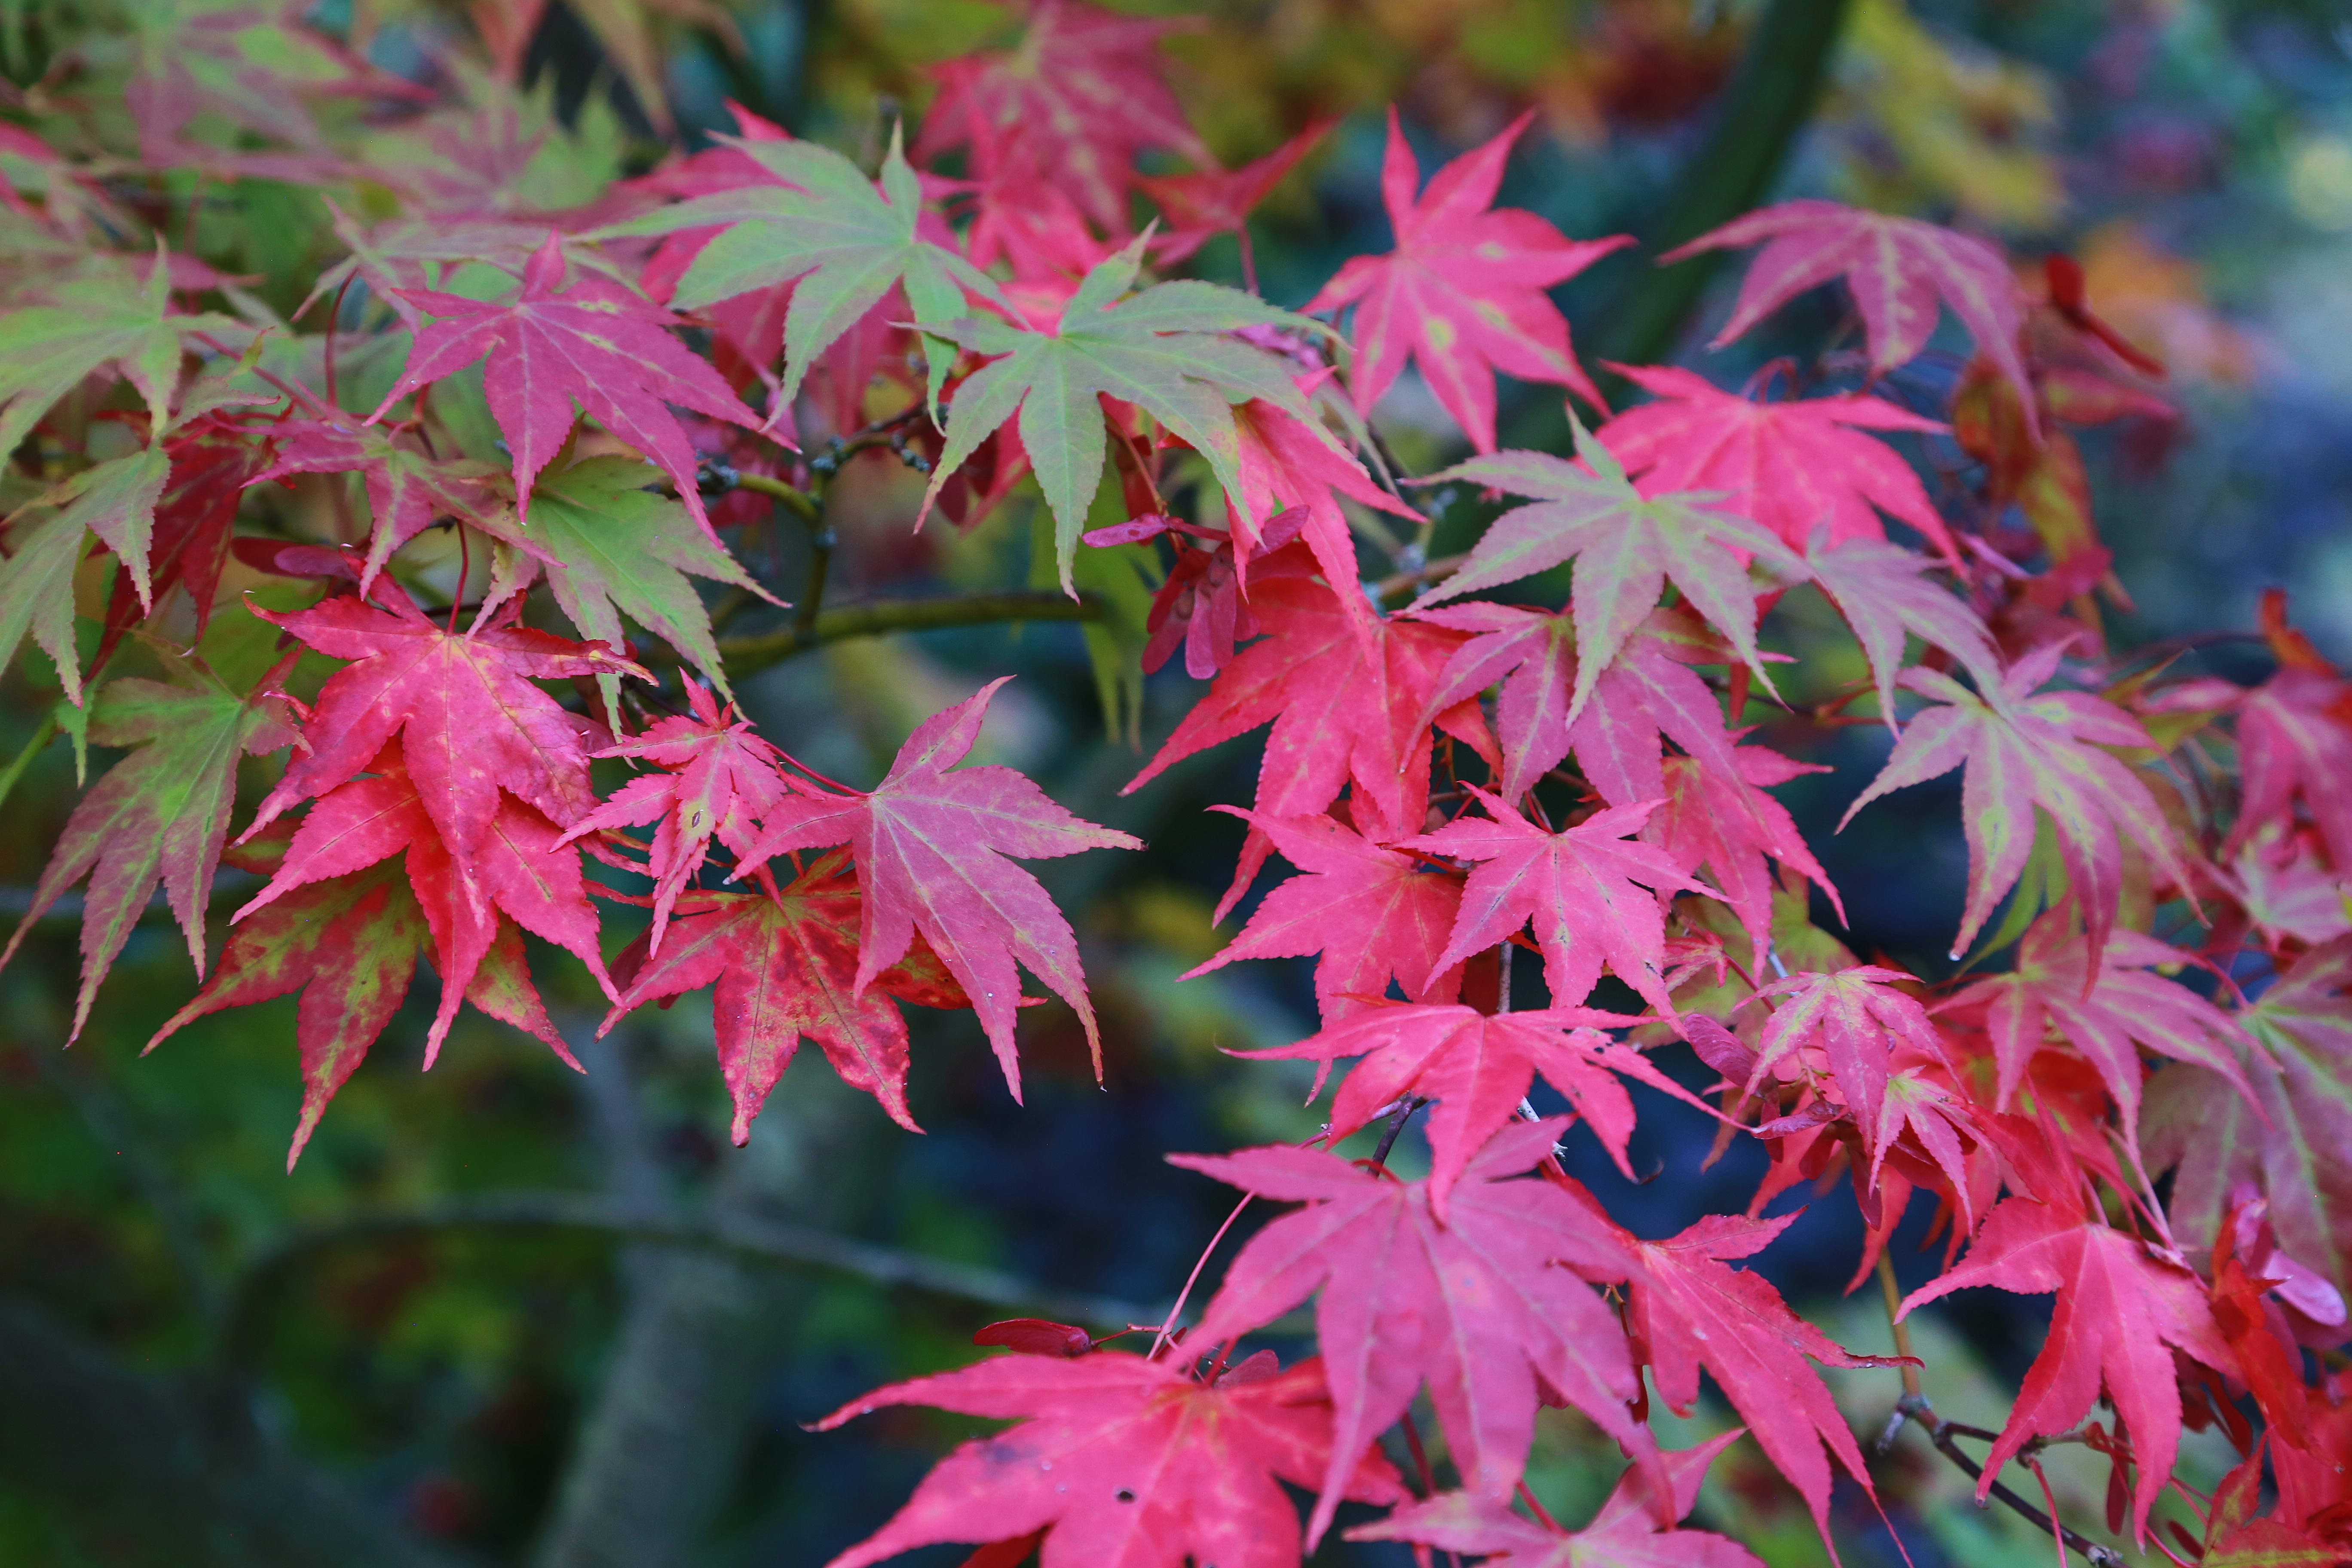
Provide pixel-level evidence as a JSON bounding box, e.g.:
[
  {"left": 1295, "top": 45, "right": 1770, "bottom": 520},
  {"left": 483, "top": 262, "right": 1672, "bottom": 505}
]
[
  {"left": 219, "top": 1192, "right": 1158, "bottom": 1375},
  {"left": 1881, "top": 1394, "right": 2126, "bottom": 1568},
  {"left": 700, "top": 591, "right": 1108, "bottom": 680}
]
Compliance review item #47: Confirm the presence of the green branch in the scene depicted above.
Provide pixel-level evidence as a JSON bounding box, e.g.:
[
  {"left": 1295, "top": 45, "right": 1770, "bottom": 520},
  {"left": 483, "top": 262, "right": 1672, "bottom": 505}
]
[{"left": 705, "top": 591, "right": 1107, "bottom": 681}]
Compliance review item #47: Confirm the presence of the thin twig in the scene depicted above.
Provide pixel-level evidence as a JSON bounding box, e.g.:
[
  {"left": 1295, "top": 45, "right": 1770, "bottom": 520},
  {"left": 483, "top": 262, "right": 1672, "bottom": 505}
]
[
  {"left": 1883, "top": 1394, "right": 2126, "bottom": 1567},
  {"left": 1874, "top": 1251, "right": 1923, "bottom": 1400},
  {"left": 216, "top": 1193, "right": 1157, "bottom": 1376},
  {"left": 730, "top": 469, "right": 822, "bottom": 524},
  {"left": 1370, "top": 1096, "right": 1424, "bottom": 1168}
]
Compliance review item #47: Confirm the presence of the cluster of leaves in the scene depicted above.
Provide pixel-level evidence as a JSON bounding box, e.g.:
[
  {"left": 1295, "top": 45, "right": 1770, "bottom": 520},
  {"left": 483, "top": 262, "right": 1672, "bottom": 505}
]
[{"left": 0, "top": 1, "right": 2348, "bottom": 1563}]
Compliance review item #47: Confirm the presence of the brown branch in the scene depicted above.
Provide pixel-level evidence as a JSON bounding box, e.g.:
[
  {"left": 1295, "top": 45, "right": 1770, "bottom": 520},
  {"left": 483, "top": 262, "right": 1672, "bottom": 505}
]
[{"left": 1880, "top": 1394, "right": 2126, "bottom": 1568}]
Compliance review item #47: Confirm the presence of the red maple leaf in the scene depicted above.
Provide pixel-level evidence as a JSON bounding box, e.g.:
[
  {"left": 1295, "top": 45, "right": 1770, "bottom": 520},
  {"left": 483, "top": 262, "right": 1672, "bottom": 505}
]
[
  {"left": 2232, "top": 665, "right": 2352, "bottom": 873},
  {"left": 1181, "top": 808, "right": 1464, "bottom": 1023},
  {"left": 811, "top": 1348, "right": 1403, "bottom": 1568},
  {"left": 1308, "top": 110, "right": 1630, "bottom": 452},
  {"left": 1176, "top": 1121, "right": 1657, "bottom": 1545},
  {"left": 1801, "top": 536, "right": 2000, "bottom": 729},
  {"left": 1631, "top": 1212, "right": 1901, "bottom": 1541},
  {"left": 1402, "top": 789, "right": 1711, "bottom": 1017},
  {"left": 914, "top": 0, "right": 1208, "bottom": 236},
  {"left": 734, "top": 678, "right": 1140, "bottom": 1095},
  {"left": 148, "top": 838, "right": 576, "bottom": 1169},
  {"left": 96, "top": 410, "right": 279, "bottom": 665},
  {"left": 1226, "top": 394, "right": 1418, "bottom": 618},
  {"left": 236, "top": 741, "right": 613, "bottom": 1058},
  {"left": 1236, "top": 1001, "right": 1716, "bottom": 1217},
  {"left": 1839, "top": 641, "right": 2192, "bottom": 960},
  {"left": 1595, "top": 363, "right": 1956, "bottom": 560},
  {"left": 1351, "top": 1431, "right": 1763, "bottom": 1567},
  {"left": 1125, "top": 575, "right": 1469, "bottom": 901},
  {"left": 1899, "top": 1188, "right": 2238, "bottom": 1539},
  {"left": 1665, "top": 199, "right": 2034, "bottom": 436},
  {"left": 599, "top": 854, "right": 977, "bottom": 1141},
  {"left": 1410, "top": 601, "right": 1581, "bottom": 804},
  {"left": 1139, "top": 118, "right": 1334, "bottom": 271},
  {"left": 557, "top": 680, "right": 801, "bottom": 954},
  {"left": 245, "top": 588, "right": 645, "bottom": 899},
  {"left": 1740, "top": 965, "right": 1945, "bottom": 1177},
  {"left": 1652, "top": 747, "right": 1842, "bottom": 966},
  {"left": 366, "top": 230, "right": 758, "bottom": 533},
  {"left": 251, "top": 417, "right": 530, "bottom": 592},
  {"left": 1947, "top": 912, "right": 2254, "bottom": 1155}
]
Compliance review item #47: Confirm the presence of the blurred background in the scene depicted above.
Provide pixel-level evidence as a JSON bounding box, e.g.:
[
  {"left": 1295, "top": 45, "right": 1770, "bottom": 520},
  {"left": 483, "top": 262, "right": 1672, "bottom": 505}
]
[{"left": 3, "top": 0, "right": 2350, "bottom": 1563}]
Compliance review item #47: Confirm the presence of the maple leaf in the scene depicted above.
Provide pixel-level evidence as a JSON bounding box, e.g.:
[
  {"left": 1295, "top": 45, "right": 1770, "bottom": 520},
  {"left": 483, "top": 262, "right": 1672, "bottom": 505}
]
[
  {"left": 556, "top": 680, "right": 798, "bottom": 953},
  {"left": 1125, "top": 575, "right": 1466, "bottom": 891},
  {"left": 1412, "top": 433, "right": 1803, "bottom": 726},
  {"left": 1630, "top": 1212, "right": 1899, "bottom": 1541},
  {"left": 733, "top": 678, "right": 1140, "bottom": 1094},
  {"left": 0, "top": 449, "right": 172, "bottom": 702},
  {"left": 1139, "top": 118, "right": 1334, "bottom": 269},
  {"left": 2144, "top": 937, "right": 2352, "bottom": 1294},
  {"left": 94, "top": 410, "right": 280, "bottom": 666},
  {"left": 1899, "top": 1190, "right": 2236, "bottom": 1539},
  {"left": 237, "top": 742, "right": 613, "bottom": 1057},
  {"left": 250, "top": 417, "right": 524, "bottom": 592},
  {"left": 1308, "top": 110, "right": 1629, "bottom": 452},
  {"left": 366, "top": 230, "right": 757, "bottom": 532},
  {"left": 603, "top": 124, "right": 1002, "bottom": 412},
  {"left": 1948, "top": 912, "right": 2254, "bottom": 1153},
  {"left": 2232, "top": 666, "right": 2352, "bottom": 873},
  {"left": 1596, "top": 363, "right": 1956, "bottom": 559},
  {"left": 1653, "top": 748, "right": 1843, "bottom": 967},
  {"left": 1182, "top": 809, "right": 1464, "bottom": 1023},
  {"left": 147, "top": 851, "right": 574, "bottom": 1169},
  {"left": 0, "top": 261, "right": 239, "bottom": 464},
  {"left": 913, "top": 0, "right": 1210, "bottom": 236},
  {"left": 1176, "top": 1121, "right": 1657, "bottom": 1545},
  {"left": 599, "top": 854, "right": 973, "bottom": 1140},
  {"left": 488, "top": 456, "right": 772, "bottom": 701},
  {"left": 1351, "top": 1432, "right": 1764, "bottom": 1568},
  {"left": 1741, "top": 965, "right": 1945, "bottom": 1176},
  {"left": 1402, "top": 789, "right": 1712, "bottom": 1017},
  {"left": 0, "top": 656, "right": 297, "bottom": 1036},
  {"left": 919, "top": 238, "right": 1327, "bottom": 592},
  {"left": 1665, "top": 199, "right": 2034, "bottom": 434},
  {"left": 244, "top": 590, "right": 646, "bottom": 897},
  {"left": 1802, "top": 536, "right": 2000, "bottom": 729},
  {"left": 1412, "top": 601, "right": 1581, "bottom": 804},
  {"left": 1237, "top": 1002, "right": 1714, "bottom": 1217},
  {"left": 1225, "top": 395, "right": 1417, "bottom": 619},
  {"left": 1839, "top": 641, "right": 2191, "bottom": 960},
  {"left": 812, "top": 1349, "right": 1402, "bottom": 1568}
]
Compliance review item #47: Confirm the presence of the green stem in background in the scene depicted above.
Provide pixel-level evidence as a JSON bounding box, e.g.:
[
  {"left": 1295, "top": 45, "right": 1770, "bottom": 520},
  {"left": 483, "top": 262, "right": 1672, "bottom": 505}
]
[
  {"left": 0, "top": 712, "right": 59, "bottom": 815},
  {"left": 730, "top": 469, "right": 821, "bottom": 524},
  {"left": 701, "top": 591, "right": 1108, "bottom": 681},
  {"left": 795, "top": 521, "right": 835, "bottom": 640},
  {"left": 1499, "top": 0, "right": 1855, "bottom": 454}
]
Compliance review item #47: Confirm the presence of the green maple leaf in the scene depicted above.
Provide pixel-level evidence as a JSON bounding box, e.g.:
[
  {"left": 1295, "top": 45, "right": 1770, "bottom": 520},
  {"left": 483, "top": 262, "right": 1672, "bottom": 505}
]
[
  {"left": 0, "top": 262, "right": 239, "bottom": 465},
  {"left": 603, "top": 125, "right": 1003, "bottom": 413},
  {"left": 504, "top": 456, "right": 774, "bottom": 702},
  {"left": 0, "top": 654, "right": 298, "bottom": 1037},
  {"left": 0, "top": 447, "right": 174, "bottom": 700},
  {"left": 922, "top": 238, "right": 1324, "bottom": 592},
  {"left": 1412, "top": 410, "right": 1804, "bottom": 725}
]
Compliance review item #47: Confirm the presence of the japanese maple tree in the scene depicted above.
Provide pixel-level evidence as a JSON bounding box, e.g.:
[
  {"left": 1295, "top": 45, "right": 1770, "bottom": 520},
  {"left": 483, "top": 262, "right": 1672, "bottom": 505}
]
[{"left": 1, "top": 2, "right": 2346, "bottom": 1565}]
